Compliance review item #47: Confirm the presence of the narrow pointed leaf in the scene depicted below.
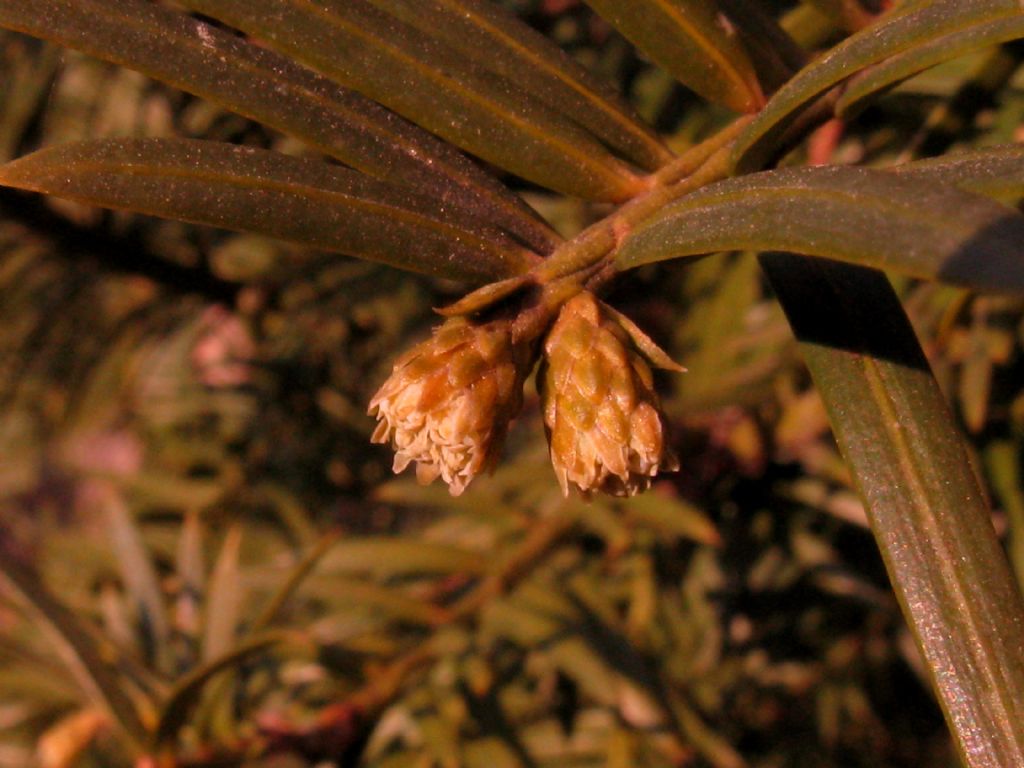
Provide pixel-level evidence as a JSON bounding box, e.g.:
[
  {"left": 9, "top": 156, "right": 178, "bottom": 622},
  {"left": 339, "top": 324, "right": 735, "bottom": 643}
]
[
  {"left": 175, "top": 512, "right": 205, "bottom": 641},
  {"left": 733, "top": 0, "right": 1024, "bottom": 172},
  {"left": 837, "top": 15, "right": 1024, "bottom": 117},
  {"left": 103, "top": 486, "right": 171, "bottom": 672},
  {"left": 0, "top": 0, "right": 559, "bottom": 254},
  {"left": 715, "top": 0, "right": 808, "bottom": 92},
  {"left": 152, "top": 633, "right": 288, "bottom": 748},
  {"left": 202, "top": 526, "right": 243, "bottom": 663},
  {"left": 763, "top": 253, "right": 1024, "bottom": 768},
  {"left": 183, "top": 0, "right": 644, "bottom": 201},
  {"left": 584, "top": 0, "right": 764, "bottom": 113},
  {"left": 438, "top": 273, "right": 532, "bottom": 317},
  {"left": 247, "top": 531, "right": 341, "bottom": 636},
  {"left": 313, "top": 577, "right": 449, "bottom": 626},
  {"left": 367, "top": 0, "right": 672, "bottom": 170},
  {"left": 893, "top": 144, "right": 1024, "bottom": 202},
  {"left": 0, "top": 138, "right": 540, "bottom": 283},
  {"left": 0, "top": 556, "right": 149, "bottom": 752},
  {"left": 615, "top": 165, "right": 1024, "bottom": 293},
  {"left": 0, "top": 31, "right": 61, "bottom": 163}
]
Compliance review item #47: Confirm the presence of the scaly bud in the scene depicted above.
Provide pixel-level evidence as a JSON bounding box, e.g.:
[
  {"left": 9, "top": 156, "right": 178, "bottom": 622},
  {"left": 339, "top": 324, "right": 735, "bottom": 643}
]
[
  {"left": 541, "top": 292, "right": 678, "bottom": 497},
  {"left": 369, "top": 317, "right": 531, "bottom": 496}
]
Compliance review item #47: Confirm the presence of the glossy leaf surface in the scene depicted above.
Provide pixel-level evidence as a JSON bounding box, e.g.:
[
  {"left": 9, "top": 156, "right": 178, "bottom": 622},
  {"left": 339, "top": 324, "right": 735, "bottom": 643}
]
[
  {"left": 763, "top": 253, "right": 1024, "bottom": 768},
  {"left": 584, "top": 0, "right": 764, "bottom": 113},
  {"left": 615, "top": 165, "right": 1024, "bottom": 292},
  {"left": 368, "top": 0, "right": 672, "bottom": 171},
  {"left": 0, "top": 0, "right": 560, "bottom": 254},
  {"left": 183, "top": 0, "right": 644, "bottom": 201},
  {"left": 733, "top": 0, "right": 1024, "bottom": 171},
  {"left": 0, "top": 138, "right": 540, "bottom": 283}
]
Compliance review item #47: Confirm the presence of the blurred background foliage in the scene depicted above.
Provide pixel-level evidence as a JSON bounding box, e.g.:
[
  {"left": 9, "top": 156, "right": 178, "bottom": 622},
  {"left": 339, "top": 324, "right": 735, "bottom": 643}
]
[{"left": 1, "top": 2, "right": 1024, "bottom": 766}]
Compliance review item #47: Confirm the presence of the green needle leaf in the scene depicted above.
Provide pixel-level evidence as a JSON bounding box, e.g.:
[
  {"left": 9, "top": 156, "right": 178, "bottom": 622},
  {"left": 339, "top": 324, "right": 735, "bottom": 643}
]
[
  {"left": 0, "top": 138, "right": 540, "bottom": 283},
  {"left": 763, "top": 254, "right": 1024, "bottom": 768},
  {"left": 368, "top": 0, "right": 672, "bottom": 171},
  {"left": 103, "top": 486, "right": 171, "bottom": 675},
  {"left": 183, "top": 0, "right": 645, "bottom": 201},
  {"left": 584, "top": 0, "right": 765, "bottom": 113},
  {"left": 837, "top": 15, "right": 1024, "bottom": 117},
  {"left": 247, "top": 531, "right": 342, "bottom": 636},
  {"left": 0, "top": 0, "right": 560, "bottom": 254},
  {"left": 615, "top": 165, "right": 1024, "bottom": 293},
  {"left": 732, "top": 0, "right": 1024, "bottom": 172},
  {"left": 202, "top": 526, "right": 244, "bottom": 664}
]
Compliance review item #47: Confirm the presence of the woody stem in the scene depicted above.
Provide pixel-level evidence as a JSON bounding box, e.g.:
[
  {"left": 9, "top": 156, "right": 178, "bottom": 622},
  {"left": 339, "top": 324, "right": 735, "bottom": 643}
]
[{"left": 531, "top": 115, "right": 754, "bottom": 286}]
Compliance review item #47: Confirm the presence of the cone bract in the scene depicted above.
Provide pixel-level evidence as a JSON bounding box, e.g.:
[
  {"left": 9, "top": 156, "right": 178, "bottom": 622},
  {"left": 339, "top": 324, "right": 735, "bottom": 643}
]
[
  {"left": 369, "top": 317, "right": 529, "bottom": 496},
  {"left": 541, "top": 292, "right": 677, "bottom": 497}
]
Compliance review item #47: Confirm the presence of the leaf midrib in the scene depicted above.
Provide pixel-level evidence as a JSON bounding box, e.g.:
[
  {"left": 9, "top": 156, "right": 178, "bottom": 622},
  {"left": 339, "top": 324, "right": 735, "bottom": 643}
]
[
  {"left": 22, "top": 158, "right": 530, "bottom": 265},
  {"left": 856, "top": 351, "right": 1020, "bottom": 763},
  {"left": 427, "top": 0, "right": 664, "bottom": 156},
  {"left": 648, "top": 0, "right": 754, "bottom": 99},
  {"left": 288, "top": 0, "right": 634, "bottom": 182},
  {"left": 77, "top": 1, "right": 475, "bottom": 185}
]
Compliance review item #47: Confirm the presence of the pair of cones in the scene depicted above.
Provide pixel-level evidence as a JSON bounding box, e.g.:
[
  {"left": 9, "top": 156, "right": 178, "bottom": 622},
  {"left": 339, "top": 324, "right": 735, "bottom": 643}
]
[{"left": 369, "top": 291, "right": 679, "bottom": 497}]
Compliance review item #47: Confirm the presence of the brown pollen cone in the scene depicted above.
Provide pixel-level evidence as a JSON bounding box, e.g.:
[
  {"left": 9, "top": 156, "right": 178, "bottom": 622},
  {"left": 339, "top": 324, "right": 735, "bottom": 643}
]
[
  {"left": 541, "top": 292, "right": 678, "bottom": 497},
  {"left": 369, "top": 316, "right": 532, "bottom": 496}
]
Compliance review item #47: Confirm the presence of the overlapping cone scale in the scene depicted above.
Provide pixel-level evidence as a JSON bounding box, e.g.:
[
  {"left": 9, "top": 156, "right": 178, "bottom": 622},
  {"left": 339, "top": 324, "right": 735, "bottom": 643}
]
[
  {"left": 369, "top": 316, "right": 529, "bottom": 496},
  {"left": 541, "top": 292, "right": 678, "bottom": 497}
]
